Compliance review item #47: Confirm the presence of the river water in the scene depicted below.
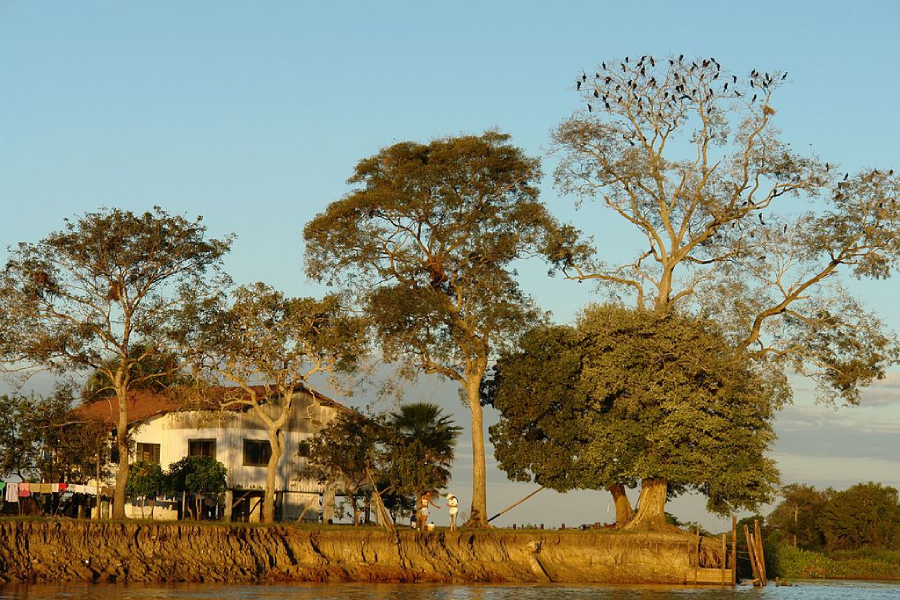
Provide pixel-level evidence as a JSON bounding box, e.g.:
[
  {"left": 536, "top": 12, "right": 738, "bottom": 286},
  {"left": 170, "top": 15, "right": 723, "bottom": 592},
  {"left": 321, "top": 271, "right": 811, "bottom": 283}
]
[{"left": 1, "top": 581, "right": 899, "bottom": 600}]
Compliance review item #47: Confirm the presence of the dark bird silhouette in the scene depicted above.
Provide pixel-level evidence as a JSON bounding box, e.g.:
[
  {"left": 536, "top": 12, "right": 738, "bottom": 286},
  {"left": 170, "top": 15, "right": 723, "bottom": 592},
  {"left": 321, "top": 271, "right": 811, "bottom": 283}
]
[
  {"left": 783, "top": 224, "right": 788, "bottom": 234},
  {"left": 577, "top": 80, "right": 582, "bottom": 90},
  {"left": 605, "top": 101, "right": 610, "bottom": 109},
  {"left": 724, "top": 82, "right": 729, "bottom": 91},
  {"left": 782, "top": 72, "right": 788, "bottom": 80},
  {"left": 679, "top": 53, "right": 684, "bottom": 61},
  {"left": 587, "top": 104, "right": 592, "bottom": 112},
  {"left": 759, "top": 213, "right": 765, "bottom": 225},
  {"left": 594, "top": 90, "right": 599, "bottom": 98},
  {"left": 890, "top": 170, "right": 895, "bottom": 175},
  {"left": 582, "top": 73, "right": 587, "bottom": 81},
  {"left": 625, "top": 56, "right": 629, "bottom": 63},
  {"left": 733, "top": 75, "right": 737, "bottom": 83},
  {"left": 826, "top": 163, "right": 830, "bottom": 171},
  {"left": 844, "top": 173, "right": 849, "bottom": 181},
  {"left": 602, "top": 62, "right": 607, "bottom": 70},
  {"left": 751, "top": 94, "right": 757, "bottom": 103}
]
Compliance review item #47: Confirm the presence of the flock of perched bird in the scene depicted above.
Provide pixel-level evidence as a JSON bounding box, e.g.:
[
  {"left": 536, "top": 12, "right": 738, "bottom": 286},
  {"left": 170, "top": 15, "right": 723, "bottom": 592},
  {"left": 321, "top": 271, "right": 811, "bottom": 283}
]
[{"left": 575, "top": 54, "right": 787, "bottom": 119}]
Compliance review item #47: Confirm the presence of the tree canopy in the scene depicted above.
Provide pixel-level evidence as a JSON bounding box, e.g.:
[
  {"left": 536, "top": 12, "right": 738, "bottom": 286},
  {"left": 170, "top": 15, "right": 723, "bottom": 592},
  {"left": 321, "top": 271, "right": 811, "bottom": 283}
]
[
  {"left": 553, "top": 55, "right": 899, "bottom": 405},
  {"left": 486, "top": 304, "right": 784, "bottom": 529},
  {"left": 303, "top": 131, "right": 583, "bottom": 526},
  {"left": 177, "top": 281, "right": 366, "bottom": 523},
  {"left": 0, "top": 206, "right": 231, "bottom": 518}
]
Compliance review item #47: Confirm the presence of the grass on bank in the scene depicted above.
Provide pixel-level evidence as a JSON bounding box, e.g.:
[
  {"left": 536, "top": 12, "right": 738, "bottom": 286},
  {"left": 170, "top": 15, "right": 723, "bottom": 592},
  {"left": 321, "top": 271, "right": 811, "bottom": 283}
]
[{"left": 769, "top": 544, "right": 900, "bottom": 581}]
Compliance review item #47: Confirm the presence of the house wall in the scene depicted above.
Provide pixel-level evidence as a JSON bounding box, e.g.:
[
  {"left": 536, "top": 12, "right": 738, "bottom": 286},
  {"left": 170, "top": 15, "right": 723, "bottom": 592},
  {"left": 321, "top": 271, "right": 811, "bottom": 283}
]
[{"left": 127, "top": 390, "right": 344, "bottom": 521}]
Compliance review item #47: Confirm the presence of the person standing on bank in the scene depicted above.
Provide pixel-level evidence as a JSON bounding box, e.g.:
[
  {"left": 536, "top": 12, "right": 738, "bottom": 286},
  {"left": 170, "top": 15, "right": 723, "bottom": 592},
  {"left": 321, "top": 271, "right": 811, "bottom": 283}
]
[
  {"left": 446, "top": 493, "right": 459, "bottom": 531},
  {"left": 418, "top": 491, "right": 440, "bottom": 531}
]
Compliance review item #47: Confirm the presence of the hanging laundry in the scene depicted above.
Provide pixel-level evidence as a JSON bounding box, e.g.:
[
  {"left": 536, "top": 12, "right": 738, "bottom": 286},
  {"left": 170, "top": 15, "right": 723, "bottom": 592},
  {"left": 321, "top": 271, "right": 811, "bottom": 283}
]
[
  {"left": 18, "top": 483, "right": 30, "bottom": 498},
  {"left": 5, "top": 482, "right": 18, "bottom": 503},
  {"left": 58, "top": 483, "right": 67, "bottom": 493}
]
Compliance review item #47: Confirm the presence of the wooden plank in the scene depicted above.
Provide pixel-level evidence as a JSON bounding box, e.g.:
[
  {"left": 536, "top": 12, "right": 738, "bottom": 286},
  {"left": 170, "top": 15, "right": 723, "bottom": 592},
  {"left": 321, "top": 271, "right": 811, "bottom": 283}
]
[
  {"left": 694, "top": 568, "right": 731, "bottom": 584},
  {"left": 721, "top": 534, "right": 727, "bottom": 585},
  {"left": 744, "top": 525, "right": 760, "bottom": 584},
  {"left": 755, "top": 520, "right": 768, "bottom": 586}
]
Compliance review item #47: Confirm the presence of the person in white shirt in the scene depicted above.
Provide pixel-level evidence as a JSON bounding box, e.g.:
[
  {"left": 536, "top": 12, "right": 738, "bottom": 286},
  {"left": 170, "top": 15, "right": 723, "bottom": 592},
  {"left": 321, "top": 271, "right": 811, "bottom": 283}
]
[{"left": 446, "top": 493, "right": 459, "bottom": 531}]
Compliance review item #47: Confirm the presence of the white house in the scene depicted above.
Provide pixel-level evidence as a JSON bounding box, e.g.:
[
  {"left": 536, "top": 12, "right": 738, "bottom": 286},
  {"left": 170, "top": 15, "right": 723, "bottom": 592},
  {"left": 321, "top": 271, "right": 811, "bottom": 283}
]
[{"left": 74, "top": 385, "right": 350, "bottom": 522}]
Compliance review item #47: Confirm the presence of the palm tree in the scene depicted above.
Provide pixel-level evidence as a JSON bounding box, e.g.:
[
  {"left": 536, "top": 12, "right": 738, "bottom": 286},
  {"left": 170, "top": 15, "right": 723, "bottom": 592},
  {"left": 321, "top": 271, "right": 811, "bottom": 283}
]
[{"left": 380, "top": 403, "right": 461, "bottom": 522}]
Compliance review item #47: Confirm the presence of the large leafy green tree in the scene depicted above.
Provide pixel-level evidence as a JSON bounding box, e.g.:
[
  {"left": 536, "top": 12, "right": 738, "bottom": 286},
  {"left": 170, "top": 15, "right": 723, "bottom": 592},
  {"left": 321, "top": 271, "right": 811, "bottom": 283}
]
[
  {"left": 481, "top": 324, "right": 637, "bottom": 527},
  {"left": 0, "top": 207, "right": 231, "bottom": 518},
  {"left": 552, "top": 56, "right": 900, "bottom": 527},
  {"left": 178, "top": 282, "right": 365, "bottom": 524},
  {"left": 486, "top": 305, "right": 785, "bottom": 530},
  {"left": 304, "top": 131, "right": 584, "bottom": 526}
]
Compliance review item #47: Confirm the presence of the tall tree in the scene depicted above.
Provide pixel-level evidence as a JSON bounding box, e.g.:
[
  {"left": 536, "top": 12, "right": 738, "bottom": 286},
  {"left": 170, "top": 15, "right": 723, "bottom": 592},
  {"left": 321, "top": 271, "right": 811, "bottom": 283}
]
[
  {"left": 178, "top": 282, "right": 365, "bottom": 524},
  {"left": 487, "top": 305, "right": 784, "bottom": 530},
  {"left": 552, "top": 56, "right": 900, "bottom": 527},
  {"left": 304, "top": 132, "right": 582, "bottom": 526},
  {"left": 0, "top": 207, "right": 231, "bottom": 518}
]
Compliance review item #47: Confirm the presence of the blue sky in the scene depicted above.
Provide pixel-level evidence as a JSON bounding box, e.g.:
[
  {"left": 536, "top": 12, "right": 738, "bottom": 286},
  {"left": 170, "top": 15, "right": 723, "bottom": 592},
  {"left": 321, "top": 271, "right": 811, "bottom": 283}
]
[{"left": 2, "top": 1, "right": 899, "bottom": 530}]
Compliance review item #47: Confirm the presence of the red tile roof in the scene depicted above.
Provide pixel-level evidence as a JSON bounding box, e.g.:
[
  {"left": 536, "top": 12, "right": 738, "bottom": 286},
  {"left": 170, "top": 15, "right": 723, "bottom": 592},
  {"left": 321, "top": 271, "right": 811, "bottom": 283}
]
[{"left": 72, "top": 384, "right": 350, "bottom": 426}]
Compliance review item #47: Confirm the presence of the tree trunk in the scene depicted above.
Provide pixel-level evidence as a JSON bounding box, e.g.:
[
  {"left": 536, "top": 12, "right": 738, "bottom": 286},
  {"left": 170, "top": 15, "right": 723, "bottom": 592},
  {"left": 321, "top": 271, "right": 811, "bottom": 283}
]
[
  {"left": 624, "top": 477, "right": 670, "bottom": 531},
  {"left": 463, "top": 374, "right": 489, "bottom": 527},
  {"left": 351, "top": 492, "right": 360, "bottom": 526},
  {"left": 263, "top": 436, "right": 283, "bottom": 524},
  {"left": 112, "top": 418, "right": 129, "bottom": 520},
  {"left": 608, "top": 483, "right": 634, "bottom": 528}
]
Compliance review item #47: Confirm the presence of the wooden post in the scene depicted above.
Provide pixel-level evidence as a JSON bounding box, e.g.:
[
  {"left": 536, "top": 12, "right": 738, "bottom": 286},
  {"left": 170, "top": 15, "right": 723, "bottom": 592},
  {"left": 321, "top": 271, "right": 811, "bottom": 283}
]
[
  {"left": 731, "top": 516, "right": 737, "bottom": 586},
  {"left": 694, "top": 527, "right": 700, "bottom": 583},
  {"left": 743, "top": 524, "right": 760, "bottom": 584},
  {"left": 754, "top": 520, "right": 768, "bottom": 586},
  {"left": 721, "top": 533, "right": 727, "bottom": 585}
]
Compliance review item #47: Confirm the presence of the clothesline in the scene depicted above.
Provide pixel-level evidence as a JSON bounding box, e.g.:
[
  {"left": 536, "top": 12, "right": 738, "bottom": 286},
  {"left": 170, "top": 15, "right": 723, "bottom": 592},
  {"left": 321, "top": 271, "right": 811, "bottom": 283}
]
[{"left": 2, "top": 481, "right": 106, "bottom": 503}]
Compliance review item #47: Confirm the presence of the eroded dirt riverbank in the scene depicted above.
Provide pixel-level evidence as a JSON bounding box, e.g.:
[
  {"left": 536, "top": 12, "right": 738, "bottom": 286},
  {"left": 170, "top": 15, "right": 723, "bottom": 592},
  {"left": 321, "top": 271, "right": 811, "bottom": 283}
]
[{"left": 0, "top": 520, "right": 726, "bottom": 585}]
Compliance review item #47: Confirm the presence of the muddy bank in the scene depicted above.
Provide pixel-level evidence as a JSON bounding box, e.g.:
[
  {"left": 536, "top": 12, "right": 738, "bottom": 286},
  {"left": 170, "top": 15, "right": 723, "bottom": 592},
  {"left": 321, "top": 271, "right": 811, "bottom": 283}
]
[{"left": 0, "top": 520, "right": 727, "bottom": 585}]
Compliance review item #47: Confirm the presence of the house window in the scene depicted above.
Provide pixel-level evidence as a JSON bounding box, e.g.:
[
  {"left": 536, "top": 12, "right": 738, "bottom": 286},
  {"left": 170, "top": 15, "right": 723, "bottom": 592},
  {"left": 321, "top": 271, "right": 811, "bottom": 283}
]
[
  {"left": 243, "top": 439, "right": 272, "bottom": 467},
  {"left": 136, "top": 442, "right": 161, "bottom": 465},
  {"left": 297, "top": 440, "right": 310, "bottom": 458},
  {"left": 188, "top": 439, "right": 216, "bottom": 459}
]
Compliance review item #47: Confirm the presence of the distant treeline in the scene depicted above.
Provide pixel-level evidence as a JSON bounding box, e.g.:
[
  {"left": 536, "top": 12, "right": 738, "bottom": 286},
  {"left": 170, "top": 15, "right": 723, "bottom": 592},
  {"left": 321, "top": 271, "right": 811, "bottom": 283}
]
[
  {"left": 766, "top": 482, "right": 900, "bottom": 552},
  {"left": 761, "top": 482, "right": 900, "bottom": 580}
]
